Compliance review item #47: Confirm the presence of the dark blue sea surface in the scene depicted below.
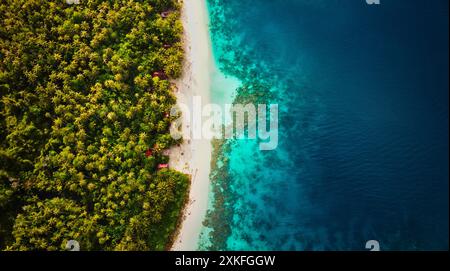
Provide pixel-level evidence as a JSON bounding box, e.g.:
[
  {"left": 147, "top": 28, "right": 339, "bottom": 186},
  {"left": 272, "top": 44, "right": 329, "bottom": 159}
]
[{"left": 200, "top": 0, "right": 449, "bottom": 250}]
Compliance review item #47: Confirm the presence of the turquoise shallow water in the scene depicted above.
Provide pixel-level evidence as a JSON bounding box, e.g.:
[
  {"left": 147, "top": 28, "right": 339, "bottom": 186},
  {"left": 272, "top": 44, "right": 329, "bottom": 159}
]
[{"left": 200, "top": 0, "right": 449, "bottom": 250}]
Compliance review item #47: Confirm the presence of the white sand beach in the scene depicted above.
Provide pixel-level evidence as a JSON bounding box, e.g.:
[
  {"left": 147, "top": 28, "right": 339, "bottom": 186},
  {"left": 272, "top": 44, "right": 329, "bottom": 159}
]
[{"left": 169, "top": 0, "right": 213, "bottom": 251}]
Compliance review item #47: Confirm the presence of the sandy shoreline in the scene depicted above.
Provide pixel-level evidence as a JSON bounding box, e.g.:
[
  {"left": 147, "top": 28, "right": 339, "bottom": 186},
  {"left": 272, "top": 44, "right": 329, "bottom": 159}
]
[{"left": 169, "top": 0, "right": 213, "bottom": 251}]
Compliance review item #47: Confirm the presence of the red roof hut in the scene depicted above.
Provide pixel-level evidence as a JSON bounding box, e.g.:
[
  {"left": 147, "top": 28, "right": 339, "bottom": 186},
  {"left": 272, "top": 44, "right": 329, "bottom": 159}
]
[
  {"left": 158, "top": 164, "right": 169, "bottom": 169},
  {"left": 161, "top": 11, "right": 170, "bottom": 18},
  {"left": 152, "top": 71, "right": 167, "bottom": 79},
  {"left": 145, "top": 149, "right": 153, "bottom": 158}
]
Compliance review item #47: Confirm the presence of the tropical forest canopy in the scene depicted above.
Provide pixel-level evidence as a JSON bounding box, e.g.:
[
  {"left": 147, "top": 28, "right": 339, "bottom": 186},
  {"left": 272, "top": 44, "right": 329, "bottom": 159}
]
[{"left": 0, "top": 0, "right": 189, "bottom": 250}]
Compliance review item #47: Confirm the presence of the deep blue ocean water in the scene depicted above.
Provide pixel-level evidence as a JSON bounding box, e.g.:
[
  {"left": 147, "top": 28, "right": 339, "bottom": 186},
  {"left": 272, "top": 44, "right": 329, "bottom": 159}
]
[{"left": 200, "top": 0, "right": 449, "bottom": 250}]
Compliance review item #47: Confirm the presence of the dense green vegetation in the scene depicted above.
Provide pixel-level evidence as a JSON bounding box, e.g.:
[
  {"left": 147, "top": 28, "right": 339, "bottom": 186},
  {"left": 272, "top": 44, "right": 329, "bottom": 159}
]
[{"left": 0, "top": 0, "right": 189, "bottom": 250}]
